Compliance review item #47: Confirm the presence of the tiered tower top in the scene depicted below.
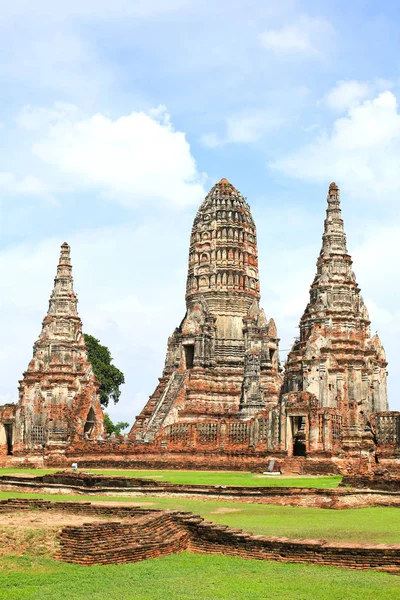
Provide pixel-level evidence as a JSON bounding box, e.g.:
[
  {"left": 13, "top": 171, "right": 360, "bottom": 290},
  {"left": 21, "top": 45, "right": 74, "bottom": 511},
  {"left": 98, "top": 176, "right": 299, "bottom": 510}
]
[
  {"left": 47, "top": 242, "right": 79, "bottom": 320},
  {"left": 27, "top": 243, "right": 88, "bottom": 373},
  {"left": 185, "top": 179, "right": 260, "bottom": 316},
  {"left": 300, "top": 182, "right": 370, "bottom": 341}
]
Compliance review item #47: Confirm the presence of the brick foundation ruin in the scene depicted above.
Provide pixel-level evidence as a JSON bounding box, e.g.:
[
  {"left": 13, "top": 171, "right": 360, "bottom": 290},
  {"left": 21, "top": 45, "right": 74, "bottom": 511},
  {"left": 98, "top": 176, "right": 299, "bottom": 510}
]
[
  {"left": 1, "top": 471, "right": 400, "bottom": 509},
  {"left": 0, "top": 498, "right": 399, "bottom": 571}
]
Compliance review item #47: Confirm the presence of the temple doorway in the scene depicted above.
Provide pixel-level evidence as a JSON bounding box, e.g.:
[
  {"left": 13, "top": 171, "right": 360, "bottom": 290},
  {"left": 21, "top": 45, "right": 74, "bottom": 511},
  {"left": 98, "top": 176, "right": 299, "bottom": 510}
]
[
  {"left": 84, "top": 407, "right": 96, "bottom": 438},
  {"left": 291, "top": 416, "right": 307, "bottom": 457},
  {"left": 184, "top": 345, "right": 194, "bottom": 369},
  {"left": 4, "top": 424, "right": 13, "bottom": 455}
]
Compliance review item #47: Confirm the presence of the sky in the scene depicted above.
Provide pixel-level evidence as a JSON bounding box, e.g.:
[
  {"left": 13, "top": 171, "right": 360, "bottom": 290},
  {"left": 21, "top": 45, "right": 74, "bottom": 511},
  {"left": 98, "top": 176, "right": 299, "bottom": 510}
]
[{"left": 0, "top": 0, "right": 399, "bottom": 425}]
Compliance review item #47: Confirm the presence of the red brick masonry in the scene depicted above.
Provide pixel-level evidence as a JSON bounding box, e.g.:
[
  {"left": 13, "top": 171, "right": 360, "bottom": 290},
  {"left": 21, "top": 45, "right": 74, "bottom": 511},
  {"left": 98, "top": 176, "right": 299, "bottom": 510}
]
[
  {"left": 1, "top": 499, "right": 399, "bottom": 572},
  {"left": 1, "top": 471, "right": 400, "bottom": 509}
]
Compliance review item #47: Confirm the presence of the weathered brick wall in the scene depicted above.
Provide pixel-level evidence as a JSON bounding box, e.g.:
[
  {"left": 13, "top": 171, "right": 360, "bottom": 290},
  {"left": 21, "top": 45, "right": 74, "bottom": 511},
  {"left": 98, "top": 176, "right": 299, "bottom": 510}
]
[
  {"left": 2, "top": 473, "right": 400, "bottom": 509},
  {"left": 341, "top": 474, "right": 400, "bottom": 492},
  {"left": 0, "top": 498, "right": 152, "bottom": 518},
  {"left": 59, "top": 448, "right": 341, "bottom": 475},
  {"left": 1, "top": 499, "right": 399, "bottom": 571},
  {"left": 0, "top": 448, "right": 379, "bottom": 475},
  {"left": 182, "top": 515, "right": 400, "bottom": 572},
  {"left": 57, "top": 514, "right": 189, "bottom": 565}
]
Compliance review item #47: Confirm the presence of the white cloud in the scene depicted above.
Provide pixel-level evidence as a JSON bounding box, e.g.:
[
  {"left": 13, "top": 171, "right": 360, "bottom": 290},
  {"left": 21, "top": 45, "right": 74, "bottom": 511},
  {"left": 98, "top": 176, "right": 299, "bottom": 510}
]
[
  {"left": 271, "top": 90, "right": 400, "bottom": 199},
  {"left": 259, "top": 16, "right": 333, "bottom": 57},
  {"left": 324, "top": 79, "right": 393, "bottom": 112},
  {"left": 325, "top": 80, "right": 371, "bottom": 112},
  {"left": 202, "top": 109, "right": 284, "bottom": 147},
  {"left": 16, "top": 103, "right": 206, "bottom": 207}
]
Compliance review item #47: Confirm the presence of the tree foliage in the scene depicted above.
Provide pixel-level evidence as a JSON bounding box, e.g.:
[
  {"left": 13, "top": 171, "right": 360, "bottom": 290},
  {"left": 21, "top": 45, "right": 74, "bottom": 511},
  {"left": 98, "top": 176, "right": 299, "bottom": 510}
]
[
  {"left": 103, "top": 413, "right": 130, "bottom": 436},
  {"left": 84, "top": 334, "right": 125, "bottom": 408}
]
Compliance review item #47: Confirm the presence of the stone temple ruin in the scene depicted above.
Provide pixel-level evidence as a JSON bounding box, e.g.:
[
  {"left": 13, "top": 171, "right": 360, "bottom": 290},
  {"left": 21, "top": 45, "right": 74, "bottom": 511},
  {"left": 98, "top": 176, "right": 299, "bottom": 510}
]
[
  {"left": 132, "top": 178, "right": 281, "bottom": 440},
  {"left": 0, "top": 243, "right": 104, "bottom": 456},
  {"left": 282, "top": 183, "right": 389, "bottom": 458},
  {"left": 0, "top": 180, "right": 399, "bottom": 473},
  {"left": 129, "top": 180, "right": 398, "bottom": 472}
]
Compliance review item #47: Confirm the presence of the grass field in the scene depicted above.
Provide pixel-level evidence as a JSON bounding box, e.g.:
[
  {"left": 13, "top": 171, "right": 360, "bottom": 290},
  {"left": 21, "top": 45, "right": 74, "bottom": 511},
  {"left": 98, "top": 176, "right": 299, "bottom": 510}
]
[
  {"left": 1, "top": 553, "right": 399, "bottom": 600},
  {"left": 0, "top": 467, "right": 342, "bottom": 488},
  {"left": 1, "top": 468, "right": 397, "bottom": 599},
  {"left": 0, "top": 489, "right": 398, "bottom": 544}
]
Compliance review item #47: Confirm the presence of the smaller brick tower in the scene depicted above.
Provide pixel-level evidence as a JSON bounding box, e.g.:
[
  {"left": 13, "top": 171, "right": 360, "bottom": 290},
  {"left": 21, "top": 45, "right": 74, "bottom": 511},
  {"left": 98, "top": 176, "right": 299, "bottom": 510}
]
[
  {"left": 13, "top": 242, "right": 104, "bottom": 453},
  {"left": 281, "top": 183, "right": 388, "bottom": 457}
]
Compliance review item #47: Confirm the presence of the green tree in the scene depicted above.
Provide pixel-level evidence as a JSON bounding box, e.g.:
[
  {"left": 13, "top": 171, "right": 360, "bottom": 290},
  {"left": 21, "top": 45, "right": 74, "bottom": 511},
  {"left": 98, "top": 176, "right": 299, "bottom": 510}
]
[
  {"left": 103, "top": 413, "right": 130, "bottom": 436},
  {"left": 84, "top": 334, "right": 125, "bottom": 408}
]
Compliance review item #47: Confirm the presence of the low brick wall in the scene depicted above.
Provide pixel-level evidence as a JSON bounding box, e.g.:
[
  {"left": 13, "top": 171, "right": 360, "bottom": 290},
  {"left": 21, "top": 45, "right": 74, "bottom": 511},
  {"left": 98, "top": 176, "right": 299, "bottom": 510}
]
[
  {"left": 2, "top": 449, "right": 341, "bottom": 475},
  {"left": 3, "top": 450, "right": 382, "bottom": 476},
  {"left": 341, "top": 474, "right": 400, "bottom": 492},
  {"left": 184, "top": 516, "right": 400, "bottom": 572},
  {"left": 2, "top": 472, "right": 400, "bottom": 509},
  {"left": 57, "top": 513, "right": 189, "bottom": 565},
  {"left": 0, "top": 498, "right": 153, "bottom": 518},
  {"left": 62, "top": 452, "right": 342, "bottom": 475},
  {"left": 1, "top": 498, "right": 399, "bottom": 572}
]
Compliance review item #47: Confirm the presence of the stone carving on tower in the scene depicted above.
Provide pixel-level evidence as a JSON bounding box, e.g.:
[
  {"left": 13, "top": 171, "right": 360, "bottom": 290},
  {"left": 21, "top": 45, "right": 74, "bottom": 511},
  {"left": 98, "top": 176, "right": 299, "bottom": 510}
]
[
  {"left": 12, "top": 242, "right": 104, "bottom": 452},
  {"left": 282, "top": 183, "right": 388, "bottom": 454},
  {"left": 131, "top": 179, "right": 281, "bottom": 442}
]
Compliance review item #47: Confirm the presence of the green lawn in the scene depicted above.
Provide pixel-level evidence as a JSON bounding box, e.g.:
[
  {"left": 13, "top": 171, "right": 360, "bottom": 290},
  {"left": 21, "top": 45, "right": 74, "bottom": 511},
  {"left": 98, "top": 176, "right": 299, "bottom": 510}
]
[
  {"left": 0, "top": 467, "right": 342, "bottom": 488},
  {"left": 0, "top": 553, "right": 399, "bottom": 600},
  {"left": 1, "top": 470, "right": 397, "bottom": 599},
  {"left": 0, "top": 490, "right": 398, "bottom": 544}
]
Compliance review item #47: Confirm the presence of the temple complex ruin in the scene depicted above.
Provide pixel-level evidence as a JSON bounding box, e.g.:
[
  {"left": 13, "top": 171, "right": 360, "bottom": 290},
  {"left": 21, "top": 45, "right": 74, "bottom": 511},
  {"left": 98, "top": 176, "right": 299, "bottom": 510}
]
[
  {"left": 0, "top": 243, "right": 104, "bottom": 456},
  {"left": 129, "top": 180, "right": 399, "bottom": 469},
  {"left": 0, "top": 180, "right": 398, "bottom": 473}
]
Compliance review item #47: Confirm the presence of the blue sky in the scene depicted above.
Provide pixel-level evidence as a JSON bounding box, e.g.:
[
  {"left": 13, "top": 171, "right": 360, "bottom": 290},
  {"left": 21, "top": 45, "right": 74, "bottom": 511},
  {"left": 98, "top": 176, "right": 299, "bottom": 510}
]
[{"left": 0, "top": 0, "right": 399, "bottom": 423}]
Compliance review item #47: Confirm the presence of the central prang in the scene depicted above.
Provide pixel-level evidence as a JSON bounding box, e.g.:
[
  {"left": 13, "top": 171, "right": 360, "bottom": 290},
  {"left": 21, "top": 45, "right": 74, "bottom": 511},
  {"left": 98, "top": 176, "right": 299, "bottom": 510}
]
[{"left": 131, "top": 178, "right": 281, "bottom": 443}]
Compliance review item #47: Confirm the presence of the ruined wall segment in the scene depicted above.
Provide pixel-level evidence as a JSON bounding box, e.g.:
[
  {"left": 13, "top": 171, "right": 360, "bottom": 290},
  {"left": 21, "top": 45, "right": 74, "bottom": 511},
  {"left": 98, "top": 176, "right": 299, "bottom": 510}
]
[
  {"left": 283, "top": 183, "right": 388, "bottom": 437},
  {"left": 131, "top": 179, "right": 281, "bottom": 442},
  {"left": 13, "top": 243, "right": 104, "bottom": 452}
]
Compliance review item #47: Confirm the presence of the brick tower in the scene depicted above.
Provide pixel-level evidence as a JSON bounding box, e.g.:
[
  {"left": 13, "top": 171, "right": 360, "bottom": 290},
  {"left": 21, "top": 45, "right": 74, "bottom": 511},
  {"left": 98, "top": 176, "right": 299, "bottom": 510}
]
[
  {"left": 283, "top": 183, "right": 388, "bottom": 442},
  {"left": 131, "top": 179, "right": 281, "bottom": 442},
  {"left": 13, "top": 243, "right": 104, "bottom": 452}
]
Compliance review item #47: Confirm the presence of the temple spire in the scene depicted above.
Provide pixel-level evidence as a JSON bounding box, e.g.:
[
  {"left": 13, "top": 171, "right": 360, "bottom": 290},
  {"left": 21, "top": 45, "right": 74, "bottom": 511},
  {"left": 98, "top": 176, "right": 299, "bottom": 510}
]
[
  {"left": 284, "top": 182, "right": 388, "bottom": 420},
  {"left": 58, "top": 242, "right": 72, "bottom": 271},
  {"left": 16, "top": 242, "right": 104, "bottom": 449},
  {"left": 308, "top": 182, "right": 357, "bottom": 305},
  {"left": 320, "top": 182, "right": 348, "bottom": 258},
  {"left": 47, "top": 242, "right": 78, "bottom": 318},
  {"left": 29, "top": 242, "right": 87, "bottom": 371}
]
